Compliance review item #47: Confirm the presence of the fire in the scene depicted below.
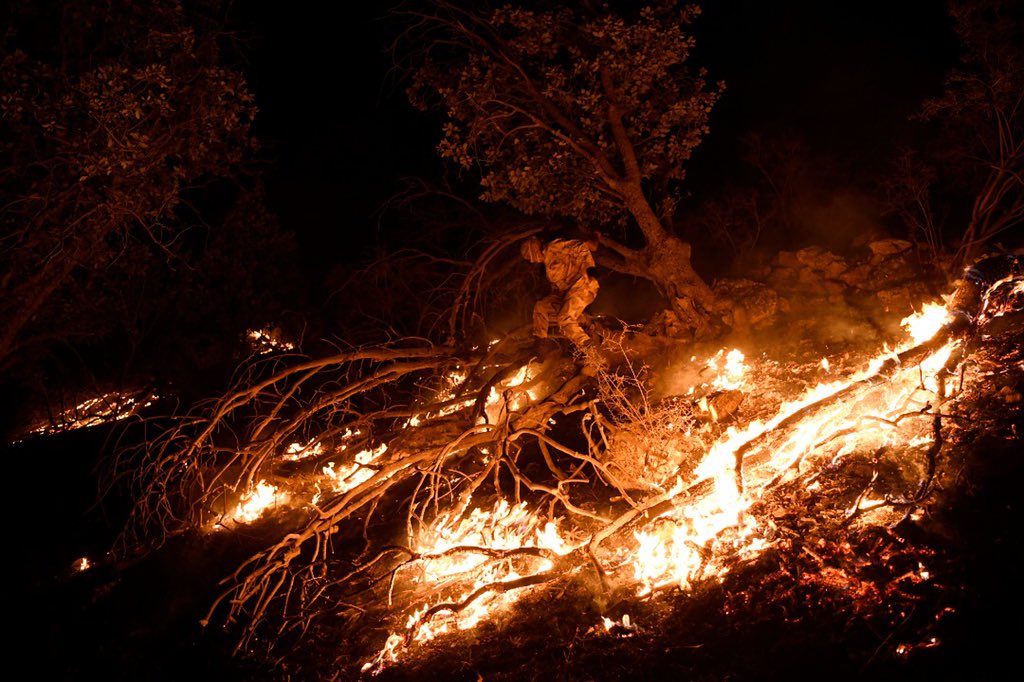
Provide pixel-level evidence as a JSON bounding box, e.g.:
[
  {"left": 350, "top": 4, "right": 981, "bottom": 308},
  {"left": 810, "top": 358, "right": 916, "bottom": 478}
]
[
  {"left": 417, "top": 499, "right": 571, "bottom": 568},
  {"left": 27, "top": 390, "right": 158, "bottom": 436},
  {"left": 601, "top": 613, "right": 637, "bottom": 636},
  {"left": 623, "top": 295, "right": 960, "bottom": 599},
  {"left": 177, "top": 261, "right": 1006, "bottom": 679},
  {"left": 232, "top": 480, "right": 282, "bottom": 523},
  {"left": 901, "top": 302, "right": 950, "bottom": 345},
  {"left": 363, "top": 500, "right": 578, "bottom": 672},
  {"left": 313, "top": 443, "right": 388, "bottom": 502},
  {"left": 405, "top": 367, "right": 482, "bottom": 427},
  {"left": 246, "top": 327, "right": 295, "bottom": 354},
  {"left": 707, "top": 348, "right": 747, "bottom": 390},
  {"left": 360, "top": 293, "right": 964, "bottom": 671},
  {"left": 282, "top": 440, "right": 324, "bottom": 462},
  {"left": 631, "top": 480, "right": 765, "bottom": 596},
  {"left": 72, "top": 557, "right": 91, "bottom": 572},
  {"left": 482, "top": 362, "right": 538, "bottom": 424}
]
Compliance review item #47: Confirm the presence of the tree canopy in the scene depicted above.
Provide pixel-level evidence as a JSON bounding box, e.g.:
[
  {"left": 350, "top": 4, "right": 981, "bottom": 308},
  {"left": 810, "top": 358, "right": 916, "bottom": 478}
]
[
  {"left": 885, "top": 0, "right": 1024, "bottom": 268},
  {"left": 0, "top": 0, "right": 292, "bottom": 402},
  {"left": 403, "top": 0, "right": 725, "bottom": 334},
  {"left": 410, "top": 1, "right": 720, "bottom": 230}
]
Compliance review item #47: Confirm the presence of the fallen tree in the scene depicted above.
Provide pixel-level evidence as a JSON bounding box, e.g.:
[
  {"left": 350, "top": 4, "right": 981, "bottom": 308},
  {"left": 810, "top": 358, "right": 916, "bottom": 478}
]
[{"left": 106, "top": 247, "right": 1024, "bottom": 676}]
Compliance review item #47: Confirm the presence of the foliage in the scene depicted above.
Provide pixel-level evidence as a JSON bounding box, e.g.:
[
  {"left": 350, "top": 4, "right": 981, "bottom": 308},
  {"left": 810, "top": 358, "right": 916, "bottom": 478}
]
[
  {"left": 404, "top": 0, "right": 722, "bottom": 233},
  {"left": 887, "top": 0, "right": 1024, "bottom": 267},
  {"left": 326, "top": 184, "right": 539, "bottom": 345},
  {"left": 401, "top": 1, "right": 724, "bottom": 337},
  {"left": 881, "top": 150, "right": 945, "bottom": 262},
  {"left": 0, "top": 0, "right": 283, "bottom": 386}
]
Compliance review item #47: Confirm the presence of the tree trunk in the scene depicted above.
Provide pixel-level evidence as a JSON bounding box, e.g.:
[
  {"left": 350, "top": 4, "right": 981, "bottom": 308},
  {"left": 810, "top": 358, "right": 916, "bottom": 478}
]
[{"left": 615, "top": 182, "right": 719, "bottom": 338}]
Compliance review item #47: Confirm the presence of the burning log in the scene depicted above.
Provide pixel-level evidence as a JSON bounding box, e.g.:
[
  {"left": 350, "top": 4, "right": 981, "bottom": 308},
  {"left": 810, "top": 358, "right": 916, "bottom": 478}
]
[{"left": 724, "top": 256, "right": 1020, "bottom": 501}]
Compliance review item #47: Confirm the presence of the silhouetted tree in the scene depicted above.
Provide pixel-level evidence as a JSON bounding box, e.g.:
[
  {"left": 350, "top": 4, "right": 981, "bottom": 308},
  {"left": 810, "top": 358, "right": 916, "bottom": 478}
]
[
  {"left": 0, "top": 0, "right": 275, "bottom": 381},
  {"left": 887, "top": 0, "right": 1023, "bottom": 268},
  {"left": 401, "top": 0, "right": 725, "bottom": 336}
]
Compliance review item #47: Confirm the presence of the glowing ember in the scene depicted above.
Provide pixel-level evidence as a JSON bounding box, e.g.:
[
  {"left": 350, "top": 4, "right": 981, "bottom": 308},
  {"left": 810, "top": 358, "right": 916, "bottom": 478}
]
[
  {"left": 72, "top": 557, "right": 91, "bottom": 572},
  {"left": 362, "top": 634, "right": 404, "bottom": 673},
  {"left": 27, "top": 390, "right": 158, "bottom": 437},
  {"left": 246, "top": 327, "right": 295, "bottom": 354},
  {"left": 404, "top": 367, "right": 488, "bottom": 428},
  {"left": 601, "top": 613, "right": 637, "bottom": 636}
]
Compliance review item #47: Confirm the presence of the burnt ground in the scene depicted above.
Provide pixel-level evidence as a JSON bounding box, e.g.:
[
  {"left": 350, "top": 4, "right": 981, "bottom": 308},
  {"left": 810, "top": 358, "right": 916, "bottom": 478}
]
[{"left": 7, "top": 322, "right": 1024, "bottom": 681}]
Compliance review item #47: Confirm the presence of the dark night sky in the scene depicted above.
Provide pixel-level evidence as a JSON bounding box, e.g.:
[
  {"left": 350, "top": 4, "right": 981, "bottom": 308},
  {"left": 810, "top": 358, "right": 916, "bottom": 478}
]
[{"left": 238, "top": 1, "right": 958, "bottom": 277}]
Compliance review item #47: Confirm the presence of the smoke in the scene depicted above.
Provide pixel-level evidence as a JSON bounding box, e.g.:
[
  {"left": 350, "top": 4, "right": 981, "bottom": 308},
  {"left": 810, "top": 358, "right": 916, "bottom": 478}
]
[
  {"left": 589, "top": 273, "right": 666, "bottom": 324},
  {"left": 794, "top": 189, "right": 887, "bottom": 253}
]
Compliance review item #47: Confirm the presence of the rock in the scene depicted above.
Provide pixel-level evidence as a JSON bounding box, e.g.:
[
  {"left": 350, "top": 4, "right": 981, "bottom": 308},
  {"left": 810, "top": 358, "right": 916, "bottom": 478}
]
[
  {"left": 796, "top": 246, "right": 848, "bottom": 277},
  {"left": 707, "top": 389, "right": 745, "bottom": 422},
  {"left": 767, "top": 266, "right": 799, "bottom": 290},
  {"left": 867, "top": 239, "right": 912, "bottom": 264},
  {"left": 868, "top": 253, "right": 919, "bottom": 290},
  {"left": 769, "top": 247, "right": 848, "bottom": 300},
  {"left": 875, "top": 282, "right": 932, "bottom": 316},
  {"left": 797, "top": 268, "right": 823, "bottom": 286},
  {"left": 643, "top": 309, "right": 693, "bottom": 339},
  {"left": 775, "top": 251, "right": 802, "bottom": 268},
  {"left": 713, "top": 278, "right": 780, "bottom": 329},
  {"left": 839, "top": 264, "right": 872, "bottom": 289},
  {"left": 823, "top": 280, "right": 846, "bottom": 292},
  {"left": 837, "top": 240, "right": 920, "bottom": 291}
]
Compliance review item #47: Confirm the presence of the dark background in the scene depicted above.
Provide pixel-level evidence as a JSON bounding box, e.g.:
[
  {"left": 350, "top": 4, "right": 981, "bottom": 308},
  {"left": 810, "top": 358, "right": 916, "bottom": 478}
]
[
  {"left": 239, "top": 0, "right": 957, "bottom": 278},
  {"left": 9, "top": 4, "right": 1016, "bottom": 680}
]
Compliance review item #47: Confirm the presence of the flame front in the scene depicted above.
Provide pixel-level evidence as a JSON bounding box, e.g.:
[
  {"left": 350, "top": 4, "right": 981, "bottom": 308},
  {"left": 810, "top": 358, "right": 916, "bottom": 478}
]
[
  {"left": 707, "top": 348, "right": 748, "bottom": 391},
  {"left": 360, "top": 292, "right": 963, "bottom": 672},
  {"left": 189, "top": 280, "right": 976, "bottom": 675},
  {"left": 626, "top": 293, "right": 961, "bottom": 597}
]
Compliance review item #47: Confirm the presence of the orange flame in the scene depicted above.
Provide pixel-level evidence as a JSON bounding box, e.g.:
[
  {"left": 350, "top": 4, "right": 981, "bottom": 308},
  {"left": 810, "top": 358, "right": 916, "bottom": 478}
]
[{"left": 232, "top": 480, "right": 282, "bottom": 524}]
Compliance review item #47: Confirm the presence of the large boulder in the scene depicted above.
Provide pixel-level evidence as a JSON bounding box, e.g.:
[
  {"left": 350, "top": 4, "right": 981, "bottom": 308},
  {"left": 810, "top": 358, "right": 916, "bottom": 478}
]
[
  {"left": 867, "top": 239, "right": 913, "bottom": 263},
  {"left": 795, "top": 245, "right": 849, "bottom": 279},
  {"left": 713, "top": 278, "right": 781, "bottom": 330},
  {"left": 875, "top": 282, "right": 934, "bottom": 316}
]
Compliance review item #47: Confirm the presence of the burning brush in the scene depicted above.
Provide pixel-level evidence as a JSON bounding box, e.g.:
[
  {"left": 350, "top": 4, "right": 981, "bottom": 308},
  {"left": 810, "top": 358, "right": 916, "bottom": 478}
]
[{"left": 112, "top": 256, "right": 1024, "bottom": 678}]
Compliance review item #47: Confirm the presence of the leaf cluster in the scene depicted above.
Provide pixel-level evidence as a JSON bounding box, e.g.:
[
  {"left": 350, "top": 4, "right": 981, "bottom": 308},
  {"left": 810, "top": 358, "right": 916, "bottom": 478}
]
[
  {"left": 406, "top": 1, "right": 722, "bottom": 225},
  {"left": 0, "top": 0, "right": 279, "bottom": 382}
]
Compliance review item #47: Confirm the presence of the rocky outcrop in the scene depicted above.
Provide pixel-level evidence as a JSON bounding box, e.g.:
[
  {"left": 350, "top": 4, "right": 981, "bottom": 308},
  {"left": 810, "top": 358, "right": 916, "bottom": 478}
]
[
  {"left": 688, "top": 239, "right": 948, "bottom": 349},
  {"left": 758, "top": 239, "right": 940, "bottom": 317}
]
